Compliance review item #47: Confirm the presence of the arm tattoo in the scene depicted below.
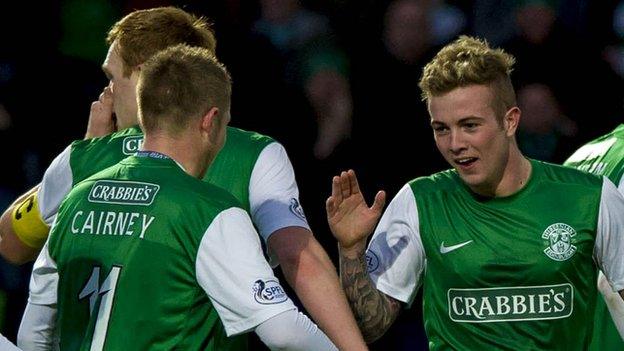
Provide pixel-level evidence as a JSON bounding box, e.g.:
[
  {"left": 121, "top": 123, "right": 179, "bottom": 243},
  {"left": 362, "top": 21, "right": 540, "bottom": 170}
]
[{"left": 340, "top": 251, "right": 402, "bottom": 343}]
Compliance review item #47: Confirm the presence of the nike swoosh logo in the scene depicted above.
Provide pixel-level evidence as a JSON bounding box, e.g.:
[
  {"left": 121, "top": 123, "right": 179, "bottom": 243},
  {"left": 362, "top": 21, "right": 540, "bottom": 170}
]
[{"left": 439, "top": 240, "right": 473, "bottom": 254}]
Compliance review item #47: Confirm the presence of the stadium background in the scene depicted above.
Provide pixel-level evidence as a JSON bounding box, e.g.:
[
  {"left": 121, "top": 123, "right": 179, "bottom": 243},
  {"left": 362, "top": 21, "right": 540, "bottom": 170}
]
[{"left": 0, "top": 0, "right": 622, "bottom": 349}]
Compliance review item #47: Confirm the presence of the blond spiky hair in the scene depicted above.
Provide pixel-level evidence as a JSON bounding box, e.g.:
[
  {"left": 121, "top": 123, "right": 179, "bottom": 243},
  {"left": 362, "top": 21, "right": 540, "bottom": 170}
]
[{"left": 418, "top": 36, "right": 516, "bottom": 111}]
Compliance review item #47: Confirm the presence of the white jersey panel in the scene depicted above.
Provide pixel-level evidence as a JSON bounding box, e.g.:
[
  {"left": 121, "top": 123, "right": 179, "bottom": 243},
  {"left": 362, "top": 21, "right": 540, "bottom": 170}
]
[
  {"left": 17, "top": 303, "right": 58, "bottom": 351},
  {"left": 39, "top": 146, "right": 73, "bottom": 226},
  {"left": 0, "top": 334, "right": 21, "bottom": 351},
  {"left": 28, "top": 240, "right": 59, "bottom": 306},
  {"left": 594, "top": 177, "right": 624, "bottom": 292},
  {"left": 196, "top": 207, "right": 296, "bottom": 336},
  {"left": 367, "top": 184, "right": 426, "bottom": 306},
  {"left": 249, "top": 142, "right": 310, "bottom": 242},
  {"left": 618, "top": 176, "right": 624, "bottom": 195}
]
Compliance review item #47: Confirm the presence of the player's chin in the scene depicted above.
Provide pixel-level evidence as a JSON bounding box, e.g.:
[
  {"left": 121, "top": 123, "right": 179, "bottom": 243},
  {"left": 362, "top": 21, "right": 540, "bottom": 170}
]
[{"left": 457, "top": 172, "right": 484, "bottom": 189}]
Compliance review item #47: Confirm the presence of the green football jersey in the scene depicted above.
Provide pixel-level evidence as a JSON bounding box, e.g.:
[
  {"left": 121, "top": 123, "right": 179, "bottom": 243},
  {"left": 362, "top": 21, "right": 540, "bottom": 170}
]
[
  {"left": 366, "top": 159, "right": 624, "bottom": 350},
  {"left": 564, "top": 123, "right": 624, "bottom": 351},
  {"left": 30, "top": 154, "right": 295, "bottom": 350},
  {"left": 39, "top": 126, "right": 307, "bottom": 247},
  {"left": 33, "top": 126, "right": 308, "bottom": 349}
]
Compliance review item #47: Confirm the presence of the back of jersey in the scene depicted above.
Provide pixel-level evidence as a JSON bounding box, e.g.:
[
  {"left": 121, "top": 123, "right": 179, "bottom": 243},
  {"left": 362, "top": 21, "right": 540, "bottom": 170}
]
[{"left": 47, "top": 155, "right": 244, "bottom": 351}]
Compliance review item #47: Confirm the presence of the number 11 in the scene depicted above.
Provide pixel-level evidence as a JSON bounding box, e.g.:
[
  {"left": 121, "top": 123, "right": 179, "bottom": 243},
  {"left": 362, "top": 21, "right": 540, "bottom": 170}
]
[{"left": 78, "top": 266, "right": 122, "bottom": 351}]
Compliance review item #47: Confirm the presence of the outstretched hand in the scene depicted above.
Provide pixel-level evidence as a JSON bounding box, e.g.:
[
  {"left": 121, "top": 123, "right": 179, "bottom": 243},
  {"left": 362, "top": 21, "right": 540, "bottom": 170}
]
[
  {"left": 85, "top": 84, "right": 116, "bottom": 139},
  {"left": 326, "top": 170, "right": 385, "bottom": 251}
]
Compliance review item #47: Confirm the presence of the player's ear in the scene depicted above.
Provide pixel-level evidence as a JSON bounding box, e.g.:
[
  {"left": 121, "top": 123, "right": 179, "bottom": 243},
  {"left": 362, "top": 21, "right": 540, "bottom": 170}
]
[
  {"left": 200, "top": 107, "right": 220, "bottom": 144},
  {"left": 503, "top": 106, "right": 521, "bottom": 137},
  {"left": 130, "top": 64, "right": 143, "bottom": 84}
]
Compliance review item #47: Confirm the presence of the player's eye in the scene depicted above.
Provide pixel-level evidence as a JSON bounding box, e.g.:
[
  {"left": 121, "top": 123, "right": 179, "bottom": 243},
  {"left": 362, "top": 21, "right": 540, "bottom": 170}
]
[
  {"left": 463, "top": 123, "right": 479, "bottom": 131},
  {"left": 433, "top": 126, "right": 449, "bottom": 134}
]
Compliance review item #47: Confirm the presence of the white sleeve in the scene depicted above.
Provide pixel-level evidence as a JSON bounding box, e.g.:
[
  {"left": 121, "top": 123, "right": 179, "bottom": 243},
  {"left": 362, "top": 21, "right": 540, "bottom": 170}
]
[
  {"left": 249, "top": 142, "right": 310, "bottom": 242},
  {"left": 27, "top": 240, "right": 59, "bottom": 306},
  {"left": 593, "top": 177, "right": 624, "bottom": 292},
  {"left": 196, "top": 207, "right": 297, "bottom": 336},
  {"left": 17, "top": 303, "right": 58, "bottom": 351},
  {"left": 367, "top": 184, "right": 426, "bottom": 306},
  {"left": 39, "top": 146, "right": 73, "bottom": 226},
  {"left": 254, "top": 309, "right": 337, "bottom": 351},
  {"left": 0, "top": 334, "right": 22, "bottom": 351},
  {"left": 618, "top": 176, "right": 624, "bottom": 195},
  {"left": 597, "top": 271, "right": 624, "bottom": 339}
]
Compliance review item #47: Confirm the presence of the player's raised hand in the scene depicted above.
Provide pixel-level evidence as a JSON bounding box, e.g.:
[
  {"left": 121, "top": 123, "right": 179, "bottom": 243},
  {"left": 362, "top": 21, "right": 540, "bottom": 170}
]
[
  {"left": 85, "top": 84, "right": 116, "bottom": 139},
  {"left": 326, "top": 169, "right": 385, "bottom": 251}
]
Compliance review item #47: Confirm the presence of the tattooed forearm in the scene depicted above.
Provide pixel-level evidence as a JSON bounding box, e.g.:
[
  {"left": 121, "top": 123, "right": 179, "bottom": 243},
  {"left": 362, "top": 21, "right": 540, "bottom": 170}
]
[{"left": 340, "top": 250, "right": 401, "bottom": 343}]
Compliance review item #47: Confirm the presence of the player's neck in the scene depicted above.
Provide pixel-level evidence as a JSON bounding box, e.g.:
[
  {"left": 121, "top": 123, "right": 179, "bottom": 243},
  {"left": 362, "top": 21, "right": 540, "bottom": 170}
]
[
  {"left": 492, "top": 146, "right": 532, "bottom": 197},
  {"left": 466, "top": 143, "right": 532, "bottom": 198},
  {"left": 116, "top": 114, "right": 140, "bottom": 131},
  {"left": 141, "top": 133, "right": 208, "bottom": 179}
]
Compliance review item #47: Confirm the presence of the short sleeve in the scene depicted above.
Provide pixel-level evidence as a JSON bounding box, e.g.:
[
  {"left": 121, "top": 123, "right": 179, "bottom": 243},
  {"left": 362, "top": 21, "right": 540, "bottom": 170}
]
[
  {"left": 594, "top": 177, "right": 624, "bottom": 292},
  {"left": 39, "top": 145, "right": 73, "bottom": 225},
  {"left": 249, "top": 143, "right": 310, "bottom": 266},
  {"left": 195, "top": 207, "right": 296, "bottom": 336},
  {"left": 249, "top": 143, "right": 310, "bottom": 240},
  {"left": 367, "top": 184, "right": 426, "bottom": 306}
]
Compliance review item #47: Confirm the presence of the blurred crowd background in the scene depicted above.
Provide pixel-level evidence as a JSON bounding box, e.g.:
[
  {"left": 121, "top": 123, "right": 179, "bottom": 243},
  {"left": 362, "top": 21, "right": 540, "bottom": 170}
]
[{"left": 1, "top": 0, "right": 623, "bottom": 349}]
